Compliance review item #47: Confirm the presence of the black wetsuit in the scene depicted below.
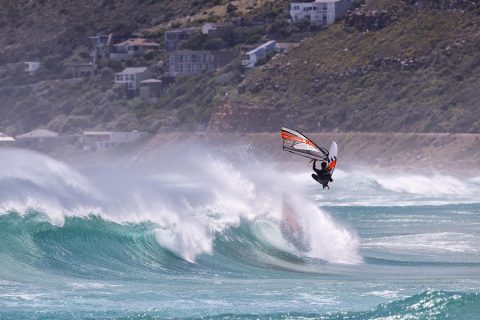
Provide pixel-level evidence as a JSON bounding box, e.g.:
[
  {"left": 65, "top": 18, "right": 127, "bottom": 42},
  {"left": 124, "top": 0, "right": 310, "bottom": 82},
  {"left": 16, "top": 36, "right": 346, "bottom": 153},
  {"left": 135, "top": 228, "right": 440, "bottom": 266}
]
[{"left": 312, "top": 160, "right": 333, "bottom": 188}]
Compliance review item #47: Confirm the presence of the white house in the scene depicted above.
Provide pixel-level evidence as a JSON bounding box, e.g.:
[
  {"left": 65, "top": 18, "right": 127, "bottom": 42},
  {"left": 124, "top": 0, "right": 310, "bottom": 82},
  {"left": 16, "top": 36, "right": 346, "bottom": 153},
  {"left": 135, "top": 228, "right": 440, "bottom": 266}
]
[
  {"left": 242, "top": 40, "right": 278, "bottom": 68},
  {"left": 24, "top": 61, "right": 40, "bottom": 74},
  {"left": 290, "top": 0, "right": 353, "bottom": 26},
  {"left": 115, "top": 67, "right": 152, "bottom": 92},
  {"left": 83, "top": 131, "right": 148, "bottom": 151}
]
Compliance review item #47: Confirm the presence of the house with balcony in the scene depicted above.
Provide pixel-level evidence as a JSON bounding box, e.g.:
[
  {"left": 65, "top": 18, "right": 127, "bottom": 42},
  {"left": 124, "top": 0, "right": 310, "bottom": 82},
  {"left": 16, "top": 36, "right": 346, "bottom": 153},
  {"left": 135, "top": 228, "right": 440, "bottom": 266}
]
[
  {"left": 241, "top": 40, "right": 278, "bottom": 68},
  {"left": 110, "top": 38, "right": 160, "bottom": 60},
  {"left": 115, "top": 67, "right": 153, "bottom": 94},
  {"left": 290, "top": 0, "right": 353, "bottom": 26},
  {"left": 167, "top": 50, "right": 234, "bottom": 77}
]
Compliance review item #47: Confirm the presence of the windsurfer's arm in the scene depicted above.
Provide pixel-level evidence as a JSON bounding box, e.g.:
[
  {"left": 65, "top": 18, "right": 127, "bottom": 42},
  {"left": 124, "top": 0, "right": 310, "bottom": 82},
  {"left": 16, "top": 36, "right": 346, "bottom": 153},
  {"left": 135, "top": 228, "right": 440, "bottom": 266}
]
[{"left": 313, "top": 160, "right": 317, "bottom": 171}]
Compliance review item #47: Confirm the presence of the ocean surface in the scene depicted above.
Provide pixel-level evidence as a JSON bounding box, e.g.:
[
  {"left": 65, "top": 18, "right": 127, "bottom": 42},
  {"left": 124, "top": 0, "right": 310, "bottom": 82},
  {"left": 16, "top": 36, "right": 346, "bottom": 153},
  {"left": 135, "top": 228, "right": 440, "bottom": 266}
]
[{"left": 0, "top": 147, "right": 479, "bottom": 319}]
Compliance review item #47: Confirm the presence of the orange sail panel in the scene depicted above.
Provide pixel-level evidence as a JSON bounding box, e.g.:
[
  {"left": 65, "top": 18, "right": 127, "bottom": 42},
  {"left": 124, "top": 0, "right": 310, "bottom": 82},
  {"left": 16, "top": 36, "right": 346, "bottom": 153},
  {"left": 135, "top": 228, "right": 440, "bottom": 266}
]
[{"left": 281, "top": 127, "right": 328, "bottom": 161}]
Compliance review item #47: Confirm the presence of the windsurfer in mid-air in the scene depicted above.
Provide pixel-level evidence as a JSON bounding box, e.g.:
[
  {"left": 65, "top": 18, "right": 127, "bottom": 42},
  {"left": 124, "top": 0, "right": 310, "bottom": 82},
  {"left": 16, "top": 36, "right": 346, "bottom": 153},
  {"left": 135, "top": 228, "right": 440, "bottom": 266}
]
[
  {"left": 281, "top": 127, "right": 338, "bottom": 189},
  {"left": 312, "top": 160, "right": 333, "bottom": 189}
]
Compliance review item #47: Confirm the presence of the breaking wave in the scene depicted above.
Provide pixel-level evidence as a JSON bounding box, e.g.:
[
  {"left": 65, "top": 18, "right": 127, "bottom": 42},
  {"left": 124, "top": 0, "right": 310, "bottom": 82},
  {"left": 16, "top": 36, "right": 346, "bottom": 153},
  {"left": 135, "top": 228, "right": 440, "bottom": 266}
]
[{"left": 0, "top": 148, "right": 361, "bottom": 275}]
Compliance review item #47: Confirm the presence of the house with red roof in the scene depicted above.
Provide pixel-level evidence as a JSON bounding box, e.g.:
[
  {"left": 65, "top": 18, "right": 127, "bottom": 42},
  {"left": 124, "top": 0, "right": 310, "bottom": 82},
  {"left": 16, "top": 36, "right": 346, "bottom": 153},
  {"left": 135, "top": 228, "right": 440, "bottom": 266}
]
[{"left": 110, "top": 38, "right": 160, "bottom": 60}]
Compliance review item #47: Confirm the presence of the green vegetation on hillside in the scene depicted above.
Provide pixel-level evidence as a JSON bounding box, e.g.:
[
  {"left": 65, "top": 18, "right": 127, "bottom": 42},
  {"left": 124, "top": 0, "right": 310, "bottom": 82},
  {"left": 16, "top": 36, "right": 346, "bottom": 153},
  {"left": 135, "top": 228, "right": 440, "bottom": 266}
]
[
  {"left": 0, "top": 0, "right": 222, "bottom": 65},
  {"left": 1, "top": 0, "right": 480, "bottom": 135},
  {"left": 234, "top": 1, "right": 480, "bottom": 133}
]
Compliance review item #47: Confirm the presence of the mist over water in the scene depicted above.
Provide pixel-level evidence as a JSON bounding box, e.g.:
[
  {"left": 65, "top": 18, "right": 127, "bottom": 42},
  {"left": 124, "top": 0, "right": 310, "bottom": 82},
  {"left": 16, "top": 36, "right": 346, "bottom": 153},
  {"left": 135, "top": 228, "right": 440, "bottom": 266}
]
[
  {"left": 0, "top": 146, "right": 479, "bottom": 319},
  {"left": 0, "top": 147, "right": 360, "bottom": 264}
]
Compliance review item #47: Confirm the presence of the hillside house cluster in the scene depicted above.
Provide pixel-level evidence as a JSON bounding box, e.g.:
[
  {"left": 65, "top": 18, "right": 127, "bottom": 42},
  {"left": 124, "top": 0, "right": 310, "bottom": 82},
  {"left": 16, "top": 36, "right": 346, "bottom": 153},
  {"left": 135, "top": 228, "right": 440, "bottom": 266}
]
[
  {"left": 290, "top": 0, "right": 354, "bottom": 26},
  {"left": 0, "top": 129, "right": 148, "bottom": 152}
]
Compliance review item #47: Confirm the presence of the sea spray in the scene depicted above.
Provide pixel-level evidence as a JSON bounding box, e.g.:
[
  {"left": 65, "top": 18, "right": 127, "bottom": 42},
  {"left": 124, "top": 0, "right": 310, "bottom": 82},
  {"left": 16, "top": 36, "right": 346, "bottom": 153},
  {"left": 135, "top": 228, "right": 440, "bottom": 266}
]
[
  {"left": 0, "top": 147, "right": 360, "bottom": 264},
  {"left": 0, "top": 148, "right": 479, "bottom": 318}
]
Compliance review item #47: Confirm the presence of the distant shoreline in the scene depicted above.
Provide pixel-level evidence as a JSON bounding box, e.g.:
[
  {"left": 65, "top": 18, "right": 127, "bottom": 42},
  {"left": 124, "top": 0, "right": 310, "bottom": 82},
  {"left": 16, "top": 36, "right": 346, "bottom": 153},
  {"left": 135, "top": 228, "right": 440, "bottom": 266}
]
[{"left": 139, "top": 131, "right": 480, "bottom": 174}]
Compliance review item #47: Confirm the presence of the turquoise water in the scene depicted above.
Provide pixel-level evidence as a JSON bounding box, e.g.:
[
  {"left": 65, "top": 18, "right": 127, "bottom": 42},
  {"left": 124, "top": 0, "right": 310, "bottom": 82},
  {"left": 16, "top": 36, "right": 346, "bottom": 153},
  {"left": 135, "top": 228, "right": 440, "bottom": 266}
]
[{"left": 0, "top": 148, "right": 479, "bottom": 319}]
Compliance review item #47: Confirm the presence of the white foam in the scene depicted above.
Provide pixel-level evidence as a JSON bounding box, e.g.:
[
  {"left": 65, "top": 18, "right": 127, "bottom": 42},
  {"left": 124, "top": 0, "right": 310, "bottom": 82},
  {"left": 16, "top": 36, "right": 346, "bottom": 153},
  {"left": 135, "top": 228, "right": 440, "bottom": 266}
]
[
  {"left": 305, "top": 168, "right": 480, "bottom": 207},
  {"left": 69, "top": 282, "right": 121, "bottom": 289},
  {"left": 363, "top": 232, "right": 480, "bottom": 255},
  {"left": 374, "top": 174, "right": 477, "bottom": 197},
  {"left": 0, "top": 147, "right": 361, "bottom": 264},
  {"left": 364, "top": 290, "right": 401, "bottom": 298}
]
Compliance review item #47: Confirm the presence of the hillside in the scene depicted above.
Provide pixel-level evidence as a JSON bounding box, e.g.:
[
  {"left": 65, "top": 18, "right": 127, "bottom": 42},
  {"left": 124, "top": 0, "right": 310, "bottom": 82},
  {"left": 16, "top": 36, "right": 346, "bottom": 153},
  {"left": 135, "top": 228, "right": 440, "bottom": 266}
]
[
  {"left": 0, "top": 0, "right": 223, "bottom": 64},
  {"left": 1, "top": 0, "right": 480, "bottom": 135},
  {"left": 0, "top": 0, "right": 287, "bottom": 134},
  {"left": 225, "top": 0, "right": 480, "bottom": 133}
]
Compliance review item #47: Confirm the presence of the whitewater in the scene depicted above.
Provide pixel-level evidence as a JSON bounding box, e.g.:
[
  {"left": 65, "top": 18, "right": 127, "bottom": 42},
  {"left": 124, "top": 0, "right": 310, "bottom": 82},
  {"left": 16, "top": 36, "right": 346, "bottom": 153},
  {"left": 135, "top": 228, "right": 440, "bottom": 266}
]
[{"left": 0, "top": 147, "right": 479, "bottom": 319}]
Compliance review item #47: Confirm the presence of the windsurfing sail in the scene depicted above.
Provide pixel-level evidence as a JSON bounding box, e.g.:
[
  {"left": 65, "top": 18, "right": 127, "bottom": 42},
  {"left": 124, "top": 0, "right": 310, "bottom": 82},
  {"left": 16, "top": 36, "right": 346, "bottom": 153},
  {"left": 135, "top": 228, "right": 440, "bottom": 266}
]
[
  {"left": 281, "top": 127, "right": 329, "bottom": 161},
  {"left": 326, "top": 141, "right": 338, "bottom": 172}
]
